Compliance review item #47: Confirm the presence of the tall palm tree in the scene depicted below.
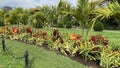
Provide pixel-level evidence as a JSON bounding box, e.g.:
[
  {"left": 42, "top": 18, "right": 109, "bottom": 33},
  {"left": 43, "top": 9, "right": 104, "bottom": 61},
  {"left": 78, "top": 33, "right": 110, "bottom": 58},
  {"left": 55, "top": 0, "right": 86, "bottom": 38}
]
[
  {"left": 0, "top": 10, "right": 5, "bottom": 26},
  {"left": 48, "top": 0, "right": 71, "bottom": 27},
  {"left": 28, "top": 11, "right": 46, "bottom": 28},
  {"left": 8, "top": 7, "right": 25, "bottom": 27},
  {"left": 20, "top": 10, "right": 29, "bottom": 25},
  {"left": 0, "top": 8, "right": 9, "bottom": 26}
]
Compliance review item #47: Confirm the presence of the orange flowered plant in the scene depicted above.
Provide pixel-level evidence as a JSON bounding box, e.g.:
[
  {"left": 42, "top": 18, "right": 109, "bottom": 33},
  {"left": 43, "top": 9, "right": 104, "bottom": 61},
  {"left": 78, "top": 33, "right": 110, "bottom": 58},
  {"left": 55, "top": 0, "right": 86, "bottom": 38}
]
[
  {"left": 0, "top": 26, "right": 8, "bottom": 34},
  {"left": 70, "top": 33, "right": 82, "bottom": 40},
  {"left": 70, "top": 34, "right": 77, "bottom": 40}
]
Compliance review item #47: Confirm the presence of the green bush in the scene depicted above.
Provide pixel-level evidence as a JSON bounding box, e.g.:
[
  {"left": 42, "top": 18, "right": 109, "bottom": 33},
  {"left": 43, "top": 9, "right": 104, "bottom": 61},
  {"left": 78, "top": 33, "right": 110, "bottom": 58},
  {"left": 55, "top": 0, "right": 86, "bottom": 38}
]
[
  {"left": 94, "top": 22, "right": 104, "bottom": 31},
  {"left": 57, "top": 22, "right": 64, "bottom": 28},
  {"left": 0, "top": 22, "right": 4, "bottom": 26},
  {"left": 34, "top": 22, "right": 43, "bottom": 28},
  {"left": 66, "top": 22, "right": 72, "bottom": 29}
]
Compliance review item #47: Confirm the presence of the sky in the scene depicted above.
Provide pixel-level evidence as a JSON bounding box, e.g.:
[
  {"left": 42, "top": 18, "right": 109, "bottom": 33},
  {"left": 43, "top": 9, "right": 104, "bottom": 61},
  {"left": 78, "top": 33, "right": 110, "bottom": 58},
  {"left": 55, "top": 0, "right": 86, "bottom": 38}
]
[{"left": 0, "top": 0, "right": 77, "bottom": 9}]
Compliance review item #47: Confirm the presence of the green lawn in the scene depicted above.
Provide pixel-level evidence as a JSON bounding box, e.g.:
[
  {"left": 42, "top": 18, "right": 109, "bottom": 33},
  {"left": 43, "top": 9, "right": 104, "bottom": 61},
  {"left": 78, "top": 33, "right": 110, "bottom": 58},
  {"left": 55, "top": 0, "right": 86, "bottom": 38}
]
[{"left": 0, "top": 39, "right": 87, "bottom": 68}]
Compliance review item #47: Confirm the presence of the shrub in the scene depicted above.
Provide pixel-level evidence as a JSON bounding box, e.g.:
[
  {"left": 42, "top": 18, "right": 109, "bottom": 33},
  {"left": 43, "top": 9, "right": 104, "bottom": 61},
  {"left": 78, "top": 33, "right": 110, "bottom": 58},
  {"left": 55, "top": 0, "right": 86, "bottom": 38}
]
[
  {"left": 94, "top": 22, "right": 104, "bottom": 31},
  {"left": 57, "top": 22, "right": 64, "bottom": 28},
  {"left": 0, "top": 22, "right": 4, "bottom": 26},
  {"left": 35, "top": 22, "right": 43, "bottom": 28},
  {"left": 66, "top": 22, "right": 72, "bottom": 29}
]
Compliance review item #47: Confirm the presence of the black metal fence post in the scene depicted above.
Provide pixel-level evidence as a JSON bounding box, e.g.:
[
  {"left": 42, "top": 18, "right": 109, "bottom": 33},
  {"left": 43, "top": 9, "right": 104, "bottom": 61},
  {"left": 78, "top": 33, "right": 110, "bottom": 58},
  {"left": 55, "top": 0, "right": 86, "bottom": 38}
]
[
  {"left": 2, "top": 38, "right": 5, "bottom": 52},
  {"left": 24, "top": 50, "right": 29, "bottom": 68}
]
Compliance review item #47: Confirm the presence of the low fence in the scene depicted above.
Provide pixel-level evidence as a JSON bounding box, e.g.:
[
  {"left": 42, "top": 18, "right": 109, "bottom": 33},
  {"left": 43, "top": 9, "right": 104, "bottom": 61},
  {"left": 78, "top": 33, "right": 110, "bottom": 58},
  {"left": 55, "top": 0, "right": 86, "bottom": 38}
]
[{"left": 1, "top": 38, "right": 30, "bottom": 68}]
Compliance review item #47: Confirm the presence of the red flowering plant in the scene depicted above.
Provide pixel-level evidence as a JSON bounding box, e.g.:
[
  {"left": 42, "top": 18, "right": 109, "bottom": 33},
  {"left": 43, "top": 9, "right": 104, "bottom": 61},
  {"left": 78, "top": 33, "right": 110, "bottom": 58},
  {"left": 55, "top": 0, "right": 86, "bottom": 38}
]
[
  {"left": 9, "top": 27, "right": 19, "bottom": 35},
  {"left": 33, "top": 30, "right": 42, "bottom": 38},
  {"left": 90, "top": 35, "right": 108, "bottom": 46},
  {"left": 42, "top": 31, "right": 47, "bottom": 40},
  {"left": 33, "top": 30, "right": 48, "bottom": 40},
  {"left": 26, "top": 27, "right": 32, "bottom": 35}
]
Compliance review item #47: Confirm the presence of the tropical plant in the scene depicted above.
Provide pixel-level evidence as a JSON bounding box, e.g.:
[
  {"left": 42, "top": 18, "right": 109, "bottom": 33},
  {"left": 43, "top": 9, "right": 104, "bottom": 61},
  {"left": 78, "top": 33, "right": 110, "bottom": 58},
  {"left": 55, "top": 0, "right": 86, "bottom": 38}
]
[
  {"left": 10, "top": 7, "right": 24, "bottom": 26},
  {"left": 20, "top": 11, "right": 29, "bottom": 25},
  {"left": 0, "top": 7, "right": 9, "bottom": 26},
  {"left": 93, "top": 0, "right": 120, "bottom": 29},
  {"left": 90, "top": 35, "right": 108, "bottom": 46},
  {"left": 99, "top": 46, "right": 120, "bottom": 68},
  {"left": 63, "top": 0, "right": 101, "bottom": 40},
  {"left": 28, "top": 12, "right": 45, "bottom": 28},
  {"left": 0, "top": 10, "right": 5, "bottom": 26},
  {"left": 47, "top": 0, "right": 71, "bottom": 27}
]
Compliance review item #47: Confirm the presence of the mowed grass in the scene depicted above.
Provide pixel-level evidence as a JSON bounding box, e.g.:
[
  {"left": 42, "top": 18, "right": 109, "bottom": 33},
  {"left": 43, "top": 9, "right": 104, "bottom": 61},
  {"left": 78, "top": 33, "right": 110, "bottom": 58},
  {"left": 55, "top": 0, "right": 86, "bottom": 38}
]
[{"left": 0, "top": 39, "right": 88, "bottom": 68}]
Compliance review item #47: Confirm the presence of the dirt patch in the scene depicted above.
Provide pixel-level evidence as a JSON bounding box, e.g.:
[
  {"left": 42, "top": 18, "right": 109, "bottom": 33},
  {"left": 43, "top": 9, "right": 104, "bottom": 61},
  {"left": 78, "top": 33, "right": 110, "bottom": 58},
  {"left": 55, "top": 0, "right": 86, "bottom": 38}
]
[{"left": 70, "top": 56, "right": 101, "bottom": 68}]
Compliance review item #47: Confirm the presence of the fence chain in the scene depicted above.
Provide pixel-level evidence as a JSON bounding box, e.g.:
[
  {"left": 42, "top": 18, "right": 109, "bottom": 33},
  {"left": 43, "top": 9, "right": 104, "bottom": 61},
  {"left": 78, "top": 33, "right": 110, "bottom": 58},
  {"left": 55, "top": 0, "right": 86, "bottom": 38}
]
[
  {"left": 5, "top": 46, "right": 25, "bottom": 59},
  {"left": 1, "top": 38, "right": 32, "bottom": 68}
]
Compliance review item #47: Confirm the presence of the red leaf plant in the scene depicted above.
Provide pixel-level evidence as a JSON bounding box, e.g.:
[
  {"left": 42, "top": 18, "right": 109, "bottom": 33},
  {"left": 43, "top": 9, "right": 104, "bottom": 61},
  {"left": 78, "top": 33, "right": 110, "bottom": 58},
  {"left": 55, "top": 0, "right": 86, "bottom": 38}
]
[
  {"left": 90, "top": 35, "right": 108, "bottom": 46},
  {"left": 9, "top": 27, "right": 19, "bottom": 35},
  {"left": 26, "top": 27, "right": 32, "bottom": 34}
]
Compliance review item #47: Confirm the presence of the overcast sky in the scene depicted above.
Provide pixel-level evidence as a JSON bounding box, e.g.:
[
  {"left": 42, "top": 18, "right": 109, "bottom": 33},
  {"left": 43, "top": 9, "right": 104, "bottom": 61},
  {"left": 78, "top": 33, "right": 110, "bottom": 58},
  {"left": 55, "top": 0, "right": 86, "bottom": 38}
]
[{"left": 0, "top": 0, "right": 77, "bottom": 8}]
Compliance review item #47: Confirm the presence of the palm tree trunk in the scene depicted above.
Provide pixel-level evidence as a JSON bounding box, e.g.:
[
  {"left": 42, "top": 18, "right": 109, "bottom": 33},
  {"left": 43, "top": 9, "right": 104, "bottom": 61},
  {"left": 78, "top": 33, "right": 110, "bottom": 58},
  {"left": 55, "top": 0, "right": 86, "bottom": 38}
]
[
  {"left": 85, "top": 28, "right": 90, "bottom": 40},
  {"left": 82, "top": 24, "right": 85, "bottom": 41}
]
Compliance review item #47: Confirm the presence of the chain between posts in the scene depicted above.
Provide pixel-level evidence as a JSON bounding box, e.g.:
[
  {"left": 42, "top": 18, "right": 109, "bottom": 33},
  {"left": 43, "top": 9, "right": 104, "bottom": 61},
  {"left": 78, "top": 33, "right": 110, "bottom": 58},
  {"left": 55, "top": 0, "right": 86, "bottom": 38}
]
[{"left": 1, "top": 38, "right": 30, "bottom": 68}]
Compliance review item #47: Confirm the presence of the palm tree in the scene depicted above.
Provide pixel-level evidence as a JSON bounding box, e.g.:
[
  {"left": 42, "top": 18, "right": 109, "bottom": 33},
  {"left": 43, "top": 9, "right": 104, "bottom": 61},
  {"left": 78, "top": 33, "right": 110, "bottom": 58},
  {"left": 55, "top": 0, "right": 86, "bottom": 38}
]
[
  {"left": 8, "top": 7, "right": 25, "bottom": 27},
  {"left": 48, "top": 0, "right": 71, "bottom": 27},
  {"left": 0, "top": 8, "right": 9, "bottom": 26},
  {"left": 93, "top": 0, "right": 120, "bottom": 28},
  {"left": 0, "top": 10, "right": 5, "bottom": 26},
  {"left": 20, "top": 10, "right": 29, "bottom": 25},
  {"left": 28, "top": 11, "right": 46, "bottom": 28},
  {"left": 64, "top": 0, "right": 100, "bottom": 40}
]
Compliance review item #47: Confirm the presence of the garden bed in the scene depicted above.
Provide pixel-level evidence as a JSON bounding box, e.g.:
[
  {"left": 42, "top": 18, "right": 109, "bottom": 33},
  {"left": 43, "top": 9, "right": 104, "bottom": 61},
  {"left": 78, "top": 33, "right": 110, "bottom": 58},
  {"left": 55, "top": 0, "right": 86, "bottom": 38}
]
[{"left": 0, "top": 26, "right": 120, "bottom": 68}]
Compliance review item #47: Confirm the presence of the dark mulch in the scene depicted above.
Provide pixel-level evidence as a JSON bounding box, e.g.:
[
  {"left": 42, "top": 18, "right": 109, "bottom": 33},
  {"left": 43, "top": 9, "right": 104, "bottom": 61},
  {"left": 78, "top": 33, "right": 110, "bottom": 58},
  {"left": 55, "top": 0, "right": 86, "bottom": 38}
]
[{"left": 70, "top": 56, "right": 101, "bottom": 68}]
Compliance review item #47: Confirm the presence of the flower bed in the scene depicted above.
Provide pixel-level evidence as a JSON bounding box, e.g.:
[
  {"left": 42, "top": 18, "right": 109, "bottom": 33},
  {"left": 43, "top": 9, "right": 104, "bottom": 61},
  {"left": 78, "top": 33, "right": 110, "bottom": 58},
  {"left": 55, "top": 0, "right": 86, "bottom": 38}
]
[{"left": 0, "top": 26, "right": 120, "bottom": 68}]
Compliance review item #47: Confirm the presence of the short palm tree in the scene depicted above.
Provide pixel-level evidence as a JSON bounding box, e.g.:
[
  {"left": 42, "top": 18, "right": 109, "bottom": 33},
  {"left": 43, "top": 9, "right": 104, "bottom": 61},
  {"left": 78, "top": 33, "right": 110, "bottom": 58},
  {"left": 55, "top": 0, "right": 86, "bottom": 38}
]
[
  {"left": 93, "top": 0, "right": 120, "bottom": 28},
  {"left": 64, "top": 0, "right": 101, "bottom": 40}
]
